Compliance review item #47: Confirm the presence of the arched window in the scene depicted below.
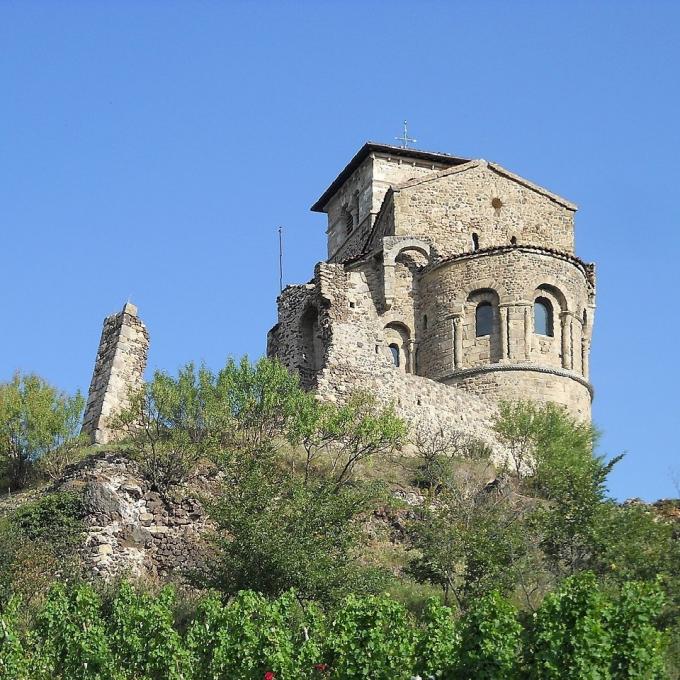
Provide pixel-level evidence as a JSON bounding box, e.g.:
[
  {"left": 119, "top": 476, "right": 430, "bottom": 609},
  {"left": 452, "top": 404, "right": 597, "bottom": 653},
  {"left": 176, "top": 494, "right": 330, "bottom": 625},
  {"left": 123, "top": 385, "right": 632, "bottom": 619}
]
[
  {"left": 475, "top": 302, "right": 493, "bottom": 337},
  {"left": 534, "top": 297, "right": 554, "bottom": 337},
  {"left": 389, "top": 343, "right": 400, "bottom": 367},
  {"left": 472, "top": 233, "right": 480, "bottom": 251},
  {"left": 422, "top": 314, "right": 428, "bottom": 330},
  {"left": 510, "top": 235, "right": 517, "bottom": 245}
]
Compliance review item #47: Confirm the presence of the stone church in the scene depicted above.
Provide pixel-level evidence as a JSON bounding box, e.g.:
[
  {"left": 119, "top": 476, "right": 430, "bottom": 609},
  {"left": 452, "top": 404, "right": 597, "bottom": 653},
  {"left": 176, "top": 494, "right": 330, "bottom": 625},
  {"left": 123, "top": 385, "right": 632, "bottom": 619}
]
[
  {"left": 82, "top": 141, "right": 595, "bottom": 447},
  {"left": 267, "top": 142, "right": 595, "bottom": 442}
]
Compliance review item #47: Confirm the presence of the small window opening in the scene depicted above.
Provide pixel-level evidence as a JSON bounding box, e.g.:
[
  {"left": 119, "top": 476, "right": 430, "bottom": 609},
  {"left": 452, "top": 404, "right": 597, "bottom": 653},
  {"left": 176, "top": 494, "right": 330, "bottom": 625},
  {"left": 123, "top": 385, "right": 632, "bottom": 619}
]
[
  {"left": 345, "top": 210, "right": 354, "bottom": 235},
  {"left": 349, "top": 301, "right": 356, "bottom": 308},
  {"left": 475, "top": 302, "right": 493, "bottom": 337},
  {"left": 375, "top": 345, "right": 379, "bottom": 354},
  {"left": 423, "top": 314, "right": 428, "bottom": 330},
  {"left": 510, "top": 236, "right": 517, "bottom": 245},
  {"left": 534, "top": 297, "right": 554, "bottom": 337},
  {"left": 389, "top": 343, "right": 400, "bottom": 367},
  {"left": 472, "top": 233, "right": 480, "bottom": 251}
]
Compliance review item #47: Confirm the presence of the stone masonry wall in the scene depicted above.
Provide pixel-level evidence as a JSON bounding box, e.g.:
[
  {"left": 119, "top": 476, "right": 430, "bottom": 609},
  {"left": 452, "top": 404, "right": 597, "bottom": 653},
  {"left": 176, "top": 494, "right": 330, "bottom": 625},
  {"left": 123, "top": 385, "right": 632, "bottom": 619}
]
[
  {"left": 82, "top": 303, "right": 149, "bottom": 445},
  {"left": 377, "top": 161, "right": 576, "bottom": 259}
]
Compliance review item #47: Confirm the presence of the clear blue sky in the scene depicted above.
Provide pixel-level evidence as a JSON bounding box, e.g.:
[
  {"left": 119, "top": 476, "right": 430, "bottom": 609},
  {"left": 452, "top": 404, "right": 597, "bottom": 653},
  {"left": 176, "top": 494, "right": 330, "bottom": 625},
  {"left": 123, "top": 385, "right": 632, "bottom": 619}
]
[{"left": 2, "top": 1, "right": 678, "bottom": 501}]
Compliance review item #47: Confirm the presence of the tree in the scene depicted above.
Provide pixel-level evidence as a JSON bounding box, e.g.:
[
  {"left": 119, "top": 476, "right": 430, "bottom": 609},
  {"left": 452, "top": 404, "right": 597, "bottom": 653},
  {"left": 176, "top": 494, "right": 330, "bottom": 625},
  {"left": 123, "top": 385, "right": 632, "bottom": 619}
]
[
  {"left": 496, "top": 401, "right": 621, "bottom": 578},
  {"left": 208, "top": 460, "right": 388, "bottom": 605},
  {"left": 406, "top": 433, "right": 526, "bottom": 607},
  {"left": 286, "top": 390, "right": 407, "bottom": 488},
  {"left": 115, "top": 357, "right": 304, "bottom": 495},
  {"left": 0, "top": 373, "right": 84, "bottom": 490}
]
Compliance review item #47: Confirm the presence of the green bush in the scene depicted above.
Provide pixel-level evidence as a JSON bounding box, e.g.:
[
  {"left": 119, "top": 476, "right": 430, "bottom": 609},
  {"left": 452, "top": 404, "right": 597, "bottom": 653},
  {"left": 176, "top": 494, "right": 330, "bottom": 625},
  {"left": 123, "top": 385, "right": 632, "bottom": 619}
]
[
  {"left": 0, "top": 578, "right": 671, "bottom": 679},
  {"left": 528, "top": 573, "right": 613, "bottom": 679},
  {"left": 187, "top": 590, "right": 303, "bottom": 680},
  {"left": 108, "top": 581, "right": 192, "bottom": 679},
  {"left": 0, "top": 373, "right": 84, "bottom": 490},
  {"left": 414, "top": 597, "right": 460, "bottom": 679},
  {"left": 36, "top": 582, "right": 115, "bottom": 679},
  {"left": 457, "top": 590, "right": 522, "bottom": 680},
  {"left": 326, "top": 594, "right": 417, "bottom": 680},
  {"left": 0, "top": 492, "right": 84, "bottom": 607}
]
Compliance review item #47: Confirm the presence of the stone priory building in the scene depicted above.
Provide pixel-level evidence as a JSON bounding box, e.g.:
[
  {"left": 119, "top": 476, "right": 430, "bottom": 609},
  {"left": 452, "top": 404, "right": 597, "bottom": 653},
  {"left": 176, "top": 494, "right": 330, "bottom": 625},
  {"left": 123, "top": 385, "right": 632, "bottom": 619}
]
[{"left": 267, "top": 142, "right": 596, "bottom": 441}]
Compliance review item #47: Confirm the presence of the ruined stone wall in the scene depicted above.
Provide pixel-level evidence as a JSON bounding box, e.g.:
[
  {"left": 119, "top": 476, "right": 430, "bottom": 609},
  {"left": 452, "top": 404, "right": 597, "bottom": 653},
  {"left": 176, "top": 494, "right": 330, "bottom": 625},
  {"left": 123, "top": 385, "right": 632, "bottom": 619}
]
[
  {"left": 57, "top": 453, "right": 213, "bottom": 580},
  {"left": 269, "top": 260, "right": 502, "bottom": 452},
  {"left": 389, "top": 162, "right": 576, "bottom": 258},
  {"left": 82, "top": 303, "right": 149, "bottom": 445}
]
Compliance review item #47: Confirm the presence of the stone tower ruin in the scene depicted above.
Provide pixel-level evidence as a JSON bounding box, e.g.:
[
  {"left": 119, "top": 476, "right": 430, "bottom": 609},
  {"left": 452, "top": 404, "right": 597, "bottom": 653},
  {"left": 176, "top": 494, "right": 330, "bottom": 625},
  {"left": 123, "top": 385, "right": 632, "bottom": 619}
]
[
  {"left": 268, "top": 143, "right": 596, "bottom": 439},
  {"left": 82, "top": 302, "right": 149, "bottom": 444}
]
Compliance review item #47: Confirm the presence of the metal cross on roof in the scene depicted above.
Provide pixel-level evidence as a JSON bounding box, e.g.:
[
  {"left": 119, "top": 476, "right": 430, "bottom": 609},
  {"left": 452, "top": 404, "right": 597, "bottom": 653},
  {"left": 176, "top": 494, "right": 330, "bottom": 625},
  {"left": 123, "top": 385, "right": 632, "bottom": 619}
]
[{"left": 395, "top": 120, "right": 417, "bottom": 148}]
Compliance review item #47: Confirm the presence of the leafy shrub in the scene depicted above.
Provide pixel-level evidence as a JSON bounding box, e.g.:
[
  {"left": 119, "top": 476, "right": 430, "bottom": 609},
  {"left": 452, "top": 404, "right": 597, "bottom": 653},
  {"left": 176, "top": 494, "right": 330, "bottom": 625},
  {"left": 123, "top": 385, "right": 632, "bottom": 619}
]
[
  {"left": 414, "top": 597, "right": 460, "bottom": 679},
  {"left": 36, "top": 582, "right": 115, "bottom": 679},
  {"left": 457, "top": 590, "right": 522, "bottom": 680},
  {"left": 187, "top": 590, "right": 302, "bottom": 680},
  {"left": 108, "top": 581, "right": 192, "bottom": 679},
  {"left": 528, "top": 572, "right": 613, "bottom": 679},
  {"left": 0, "top": 597, "right": 33, "bottom": 679},
  {"left": 326, "top": 594, "right": 418, "bottom": 680},
  {"left": 609, "top": 580, "right": 666, "bottom": 679},
  {"left": 0, "top": 373, "right": 84, "bottom": 490},
  {"left": 0, "top": 492, "right": 84, "bottom": 607}
]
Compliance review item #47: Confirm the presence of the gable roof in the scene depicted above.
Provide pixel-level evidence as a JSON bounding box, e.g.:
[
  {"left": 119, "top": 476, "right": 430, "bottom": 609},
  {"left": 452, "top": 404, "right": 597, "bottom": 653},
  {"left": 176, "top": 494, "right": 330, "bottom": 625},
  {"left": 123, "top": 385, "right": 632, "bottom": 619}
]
[
  {"left": 310, "top": 142, "right": 469, "bottom": 213},
  {"left": 392, "top": 159, "right": 578, "bottom": 211}
]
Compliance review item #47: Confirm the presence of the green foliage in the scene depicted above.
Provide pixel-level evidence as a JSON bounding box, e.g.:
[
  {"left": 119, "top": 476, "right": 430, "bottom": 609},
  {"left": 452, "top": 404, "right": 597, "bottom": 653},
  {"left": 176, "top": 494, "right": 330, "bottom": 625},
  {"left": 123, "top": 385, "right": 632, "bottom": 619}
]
[
  {"left": 528, "top": 573, "right": 667, "bottom": 679},
  {"left": 108, "top": 581, "right": 192, "bottom": 679},
  {"left": 0, "top": 372, "right": 84, "bottom": 490},
  {"left": 414, "top": 597, "right": 460, "bottom": 679},
  {"left": 609, "top": 580, "right": 666, "bottom": 679},
  {"left": 0, "top": 597, "right": 32, "bottom": 680},
  {"left": 209, "top": 461, "right": 388, "bottom": 604},
  {"left": 287, "top": 390, "right": 407, "bottom": 487},
  {"left": 326, "top": 594, "right": 417, "bottom": 680},
  {"left": 36, "top": 582, "right": 116, "bottom": 679},
  {"left": 406, "top": 440, "right": 526, "bottom": 607},
  {"left": 116, "top": 357, "right": 307, "bottom": 494},
  {"left": 458, "top": 590, "right": 522, "bottom": 680},
  {"left": 10, "top": 490, "right": 84, "bottom": 551},
  {"left": 186, "top": 589, "right": 321, "bottom": 680},
  {"left": 497, "top": 401, "right": 617, "bottom": 578},
  {"left": 0, "top": 579, "right": 671, "bottom": 680},
  {"left": 0, "top": 492, "right": 84, "bottom": 606},
  {"left": 529, "top": 572, "right": 614, "bottom": 679}
]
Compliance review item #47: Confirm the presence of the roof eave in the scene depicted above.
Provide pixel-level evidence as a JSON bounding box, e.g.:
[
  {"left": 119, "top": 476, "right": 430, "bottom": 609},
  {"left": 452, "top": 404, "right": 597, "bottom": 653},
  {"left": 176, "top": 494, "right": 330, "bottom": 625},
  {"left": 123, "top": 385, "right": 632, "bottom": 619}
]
[{"left": 310, "top": 142, "right": 469, "bottom": 213}]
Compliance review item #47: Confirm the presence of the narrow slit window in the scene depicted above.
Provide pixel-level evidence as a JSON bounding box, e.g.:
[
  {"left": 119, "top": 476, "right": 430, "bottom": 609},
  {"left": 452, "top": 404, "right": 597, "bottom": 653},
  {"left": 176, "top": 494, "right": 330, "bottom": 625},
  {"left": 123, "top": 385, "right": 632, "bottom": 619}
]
[
  {"left": 345, "top": 211, "right": 354, "bottom": 235},
  {"left": 423, "top": 314, "right": 428, "bottom": 330},
  {"left": 534, "top": 297, "right": 554, "bottom": 337},
  {"left": 476, "top": 302, "right": 493, "bottom": 337},
  {"left": 389, "top": 343, "right": 400, "bottom": 367},
  {"left": 472, "top": 233, "right": 480, "bottom": 251}
]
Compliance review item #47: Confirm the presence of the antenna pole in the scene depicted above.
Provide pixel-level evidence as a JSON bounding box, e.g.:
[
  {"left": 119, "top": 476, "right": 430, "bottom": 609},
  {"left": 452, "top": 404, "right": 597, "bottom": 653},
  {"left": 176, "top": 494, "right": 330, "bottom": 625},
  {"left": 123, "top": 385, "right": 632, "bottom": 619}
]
[{"left": 278, "top": 226, "right": 283, "bottom": 293}]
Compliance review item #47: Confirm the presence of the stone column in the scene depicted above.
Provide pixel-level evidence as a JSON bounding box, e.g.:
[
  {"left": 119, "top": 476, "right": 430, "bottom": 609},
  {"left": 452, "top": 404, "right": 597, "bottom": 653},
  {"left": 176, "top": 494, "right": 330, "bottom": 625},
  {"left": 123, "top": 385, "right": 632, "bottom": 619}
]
[
  {"left": 560, "top": 311, "right": 573, "bottom": 370},
  {"left": 499, "top": 305, "right": 509, "bottom": 360},
  {"left": 81, "top": 302, "right": 149, "bottom": 445},
  {"left": 582, "top": 339, "right": 591, "bottom": 380},
  {"left": 452, "top": 314, "right": 463, "bottom": 369},
  {"left": 523, "top": 304, "right": 532, "bottom": 360}
]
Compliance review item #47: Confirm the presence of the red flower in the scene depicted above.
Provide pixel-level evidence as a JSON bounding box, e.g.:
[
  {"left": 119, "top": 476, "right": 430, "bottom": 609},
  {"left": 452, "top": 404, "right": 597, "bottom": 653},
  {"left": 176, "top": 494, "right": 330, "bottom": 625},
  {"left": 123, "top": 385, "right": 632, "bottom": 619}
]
[
  {"left": 313, "top": 664, "right": 329, "bottom": 672},
  {"left": 264, "top": 673, "right": 276, "bottom": 680}
]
